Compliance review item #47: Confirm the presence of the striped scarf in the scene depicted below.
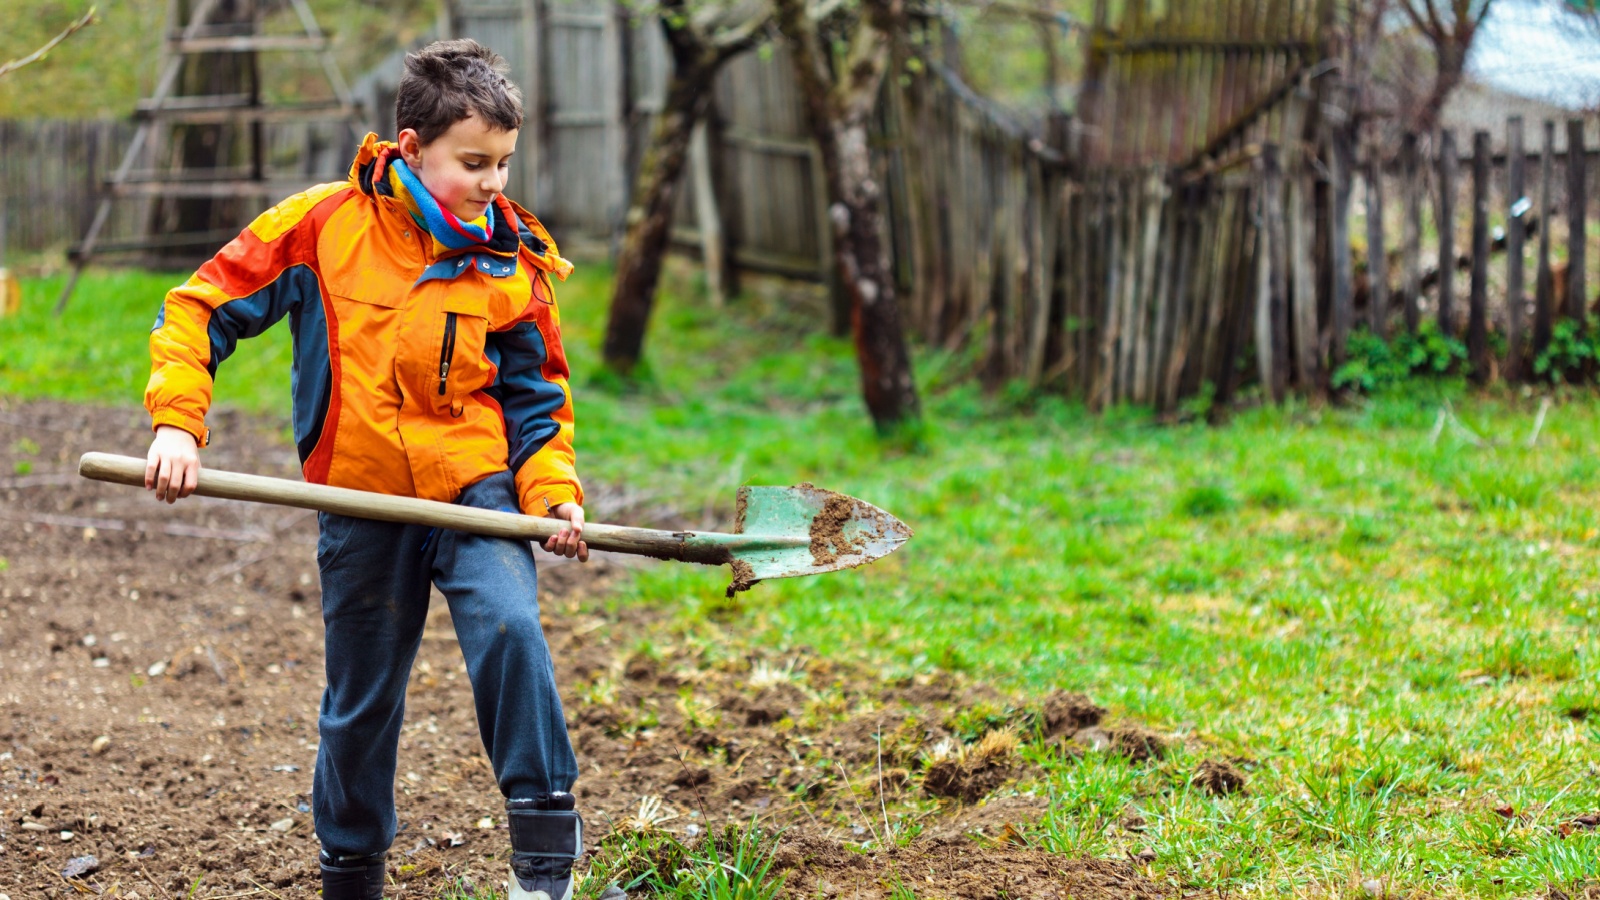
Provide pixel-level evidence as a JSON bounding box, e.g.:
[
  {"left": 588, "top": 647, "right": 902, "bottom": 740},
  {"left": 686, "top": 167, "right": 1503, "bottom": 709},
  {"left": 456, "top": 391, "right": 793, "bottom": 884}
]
[{"left": 385, "top": 156, "right": 497, "bottom": 253}]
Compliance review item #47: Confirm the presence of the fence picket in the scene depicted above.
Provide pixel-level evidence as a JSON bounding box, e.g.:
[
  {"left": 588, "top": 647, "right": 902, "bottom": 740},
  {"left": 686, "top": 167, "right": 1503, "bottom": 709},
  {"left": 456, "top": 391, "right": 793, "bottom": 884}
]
[
  {"left": 1469, "top": 130, "right": 1491, "bottom": 381},
  {"left": 1402, "top": 134, "right": 1423, "bottom": 333},
  {"left": 1437, "top": 129, "right": 1459, "bottom": 338},
  {"left": 1504, "top": 116, "right": 1525, "bottom": 381},
  {"left": 1534, "top": 121, "right": 1556, "bottom": 357},
  {"left": 1567, "top": 119, "right": 1588, "bottom": 328}
]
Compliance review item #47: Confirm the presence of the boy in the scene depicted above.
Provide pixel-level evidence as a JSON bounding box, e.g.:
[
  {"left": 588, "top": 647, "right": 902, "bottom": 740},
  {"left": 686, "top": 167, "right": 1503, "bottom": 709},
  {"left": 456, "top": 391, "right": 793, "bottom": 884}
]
[{"left": 142, "top": 40, "right": 588, "bottom": 900}]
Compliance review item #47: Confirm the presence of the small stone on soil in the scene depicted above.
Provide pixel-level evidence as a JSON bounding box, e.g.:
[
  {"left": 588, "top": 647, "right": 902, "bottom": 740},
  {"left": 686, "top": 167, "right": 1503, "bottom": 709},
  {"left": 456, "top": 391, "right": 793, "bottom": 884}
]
[
  {"left": 268, "top": 817, "right": 293, "bottom": 832},
  {"left": 60, "top": 855, "right": 98, "bottom": 879}
]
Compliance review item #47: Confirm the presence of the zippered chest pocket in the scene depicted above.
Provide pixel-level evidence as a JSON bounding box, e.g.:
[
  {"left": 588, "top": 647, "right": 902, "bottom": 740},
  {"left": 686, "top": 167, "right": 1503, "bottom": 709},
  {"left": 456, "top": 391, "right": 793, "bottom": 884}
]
[
  {"left": 436, "top": 294, "right": 490, "bottom": 408},
  {"left": 438, "top": 311, "right": 458, "bottom": 396}
]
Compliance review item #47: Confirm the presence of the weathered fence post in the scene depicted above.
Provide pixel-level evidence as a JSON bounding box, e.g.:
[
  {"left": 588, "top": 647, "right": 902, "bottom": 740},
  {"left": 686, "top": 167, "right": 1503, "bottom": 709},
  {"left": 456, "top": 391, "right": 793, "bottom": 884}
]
[
  {"left": 1534, "top": 120, "right": 1555, "bottom": 358},
  {"left": 1364, "top": 140, "right": 1387, "bottom": 337},
  {"left": 1505, "top": 115, "right": 1526, "bottom": 381},
  {"left": 1289, "top": 170, "right": 1319, "bottom": 389},
  {"left": 1402, "top": 133, "right": 1422, "bottom": 333},
  {"left": 1468, "top": 130, "right": 1490, "bottom": 382},
  {"left": 1436, "top": 129, "right": 1458, "bottom": 339},
  {"left": 1329, "top": 117, "right": 1354, "bottom": 367},
  {"left": 1567, "top": 118, "right": 1588, "bottom": 330},
  {"left": 1260, "top": 144, "right": 1289, "bottom": 402},
  {"left": 1219, "top": 186, "right": 1260, "bottom": 412}
]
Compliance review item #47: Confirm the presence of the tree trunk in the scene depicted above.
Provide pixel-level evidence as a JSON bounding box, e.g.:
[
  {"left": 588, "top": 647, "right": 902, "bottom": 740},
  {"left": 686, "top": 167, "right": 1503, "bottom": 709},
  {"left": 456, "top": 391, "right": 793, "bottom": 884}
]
[
  {"left": 776, "top": 0, "right": 920, "bottom": 434},
  {"left": 601, "top": 58, "right": 716, "bottom": 376},
  {"left": 823, "top": 115, "right": 921, "bottom": 431}
]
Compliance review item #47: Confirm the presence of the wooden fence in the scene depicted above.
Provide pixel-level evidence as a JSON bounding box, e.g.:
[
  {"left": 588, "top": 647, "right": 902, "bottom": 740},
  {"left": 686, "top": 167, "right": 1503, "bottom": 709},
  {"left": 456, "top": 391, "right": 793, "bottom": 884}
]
[
  {"left": 0, "top": 118, "right": 353, "bottom": 260},
  {"left": 0, "top": 119, "right": 138, "bottom": 258}
]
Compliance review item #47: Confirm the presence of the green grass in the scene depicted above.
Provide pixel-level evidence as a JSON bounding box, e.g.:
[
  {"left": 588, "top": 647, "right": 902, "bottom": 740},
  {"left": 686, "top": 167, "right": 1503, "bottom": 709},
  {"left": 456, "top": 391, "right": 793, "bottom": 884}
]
[
  {"left": 2, "top": 269, "right": 293, "bottom": 412},
  {"left": 8, "top": 265, "right": 1600, "bottom": 897}
]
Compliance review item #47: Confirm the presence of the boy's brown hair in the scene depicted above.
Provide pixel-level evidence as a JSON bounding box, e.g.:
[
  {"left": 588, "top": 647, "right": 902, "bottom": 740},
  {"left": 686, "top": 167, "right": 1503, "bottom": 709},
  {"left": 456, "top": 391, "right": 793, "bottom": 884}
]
[{"left": 396, "top": 39, "right": 523, "bottom": 145}]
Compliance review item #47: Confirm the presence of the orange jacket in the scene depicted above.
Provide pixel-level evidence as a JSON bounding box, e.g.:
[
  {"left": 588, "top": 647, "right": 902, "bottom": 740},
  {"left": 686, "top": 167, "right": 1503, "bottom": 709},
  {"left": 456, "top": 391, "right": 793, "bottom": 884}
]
[{"left": 146, "top": 134, "right": 582, "bottom": 515}]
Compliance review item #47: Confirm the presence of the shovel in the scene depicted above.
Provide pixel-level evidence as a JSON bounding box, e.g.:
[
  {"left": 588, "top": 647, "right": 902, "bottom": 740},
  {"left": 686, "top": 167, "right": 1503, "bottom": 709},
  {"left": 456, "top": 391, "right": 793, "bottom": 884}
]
[{"left": 78, "top": 453, "right": 911, "bottom": 594}]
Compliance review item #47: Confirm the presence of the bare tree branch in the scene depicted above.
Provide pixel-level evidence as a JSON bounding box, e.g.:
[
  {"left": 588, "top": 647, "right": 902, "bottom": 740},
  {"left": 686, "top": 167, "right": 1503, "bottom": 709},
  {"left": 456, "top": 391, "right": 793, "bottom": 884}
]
[
  {"left": 1392, "top": 0, "right": 1493, "bottom": 137},
  {"left": 711, "top": 9, "right": 774, "bottom": 59},
  {"left": 0, "top": 6, "right": 98, "bottom": 79}
]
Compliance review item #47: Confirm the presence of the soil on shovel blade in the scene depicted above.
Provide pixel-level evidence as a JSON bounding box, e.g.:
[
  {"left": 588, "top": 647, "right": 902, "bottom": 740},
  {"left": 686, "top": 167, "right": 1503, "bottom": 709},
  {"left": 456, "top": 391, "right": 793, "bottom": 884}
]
[{"left": 0, "top": 400, "right": 1172, "bottom": 899}]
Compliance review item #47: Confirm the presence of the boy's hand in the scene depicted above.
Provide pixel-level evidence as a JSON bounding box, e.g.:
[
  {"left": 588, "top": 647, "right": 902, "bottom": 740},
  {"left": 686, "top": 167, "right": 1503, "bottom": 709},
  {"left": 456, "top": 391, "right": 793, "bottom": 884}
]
[
  {"left": 543, "top": 502, "right": 589, "bottom": 562},
  {"left": 145, "top": 425, "right": 200, "bottom": 503}
]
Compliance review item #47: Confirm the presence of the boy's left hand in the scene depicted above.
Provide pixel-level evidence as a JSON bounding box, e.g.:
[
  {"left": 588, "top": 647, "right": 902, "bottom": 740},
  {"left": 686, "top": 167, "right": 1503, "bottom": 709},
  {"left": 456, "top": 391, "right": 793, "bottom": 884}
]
[{"left": 544, "top": 502, "right": 589, "bottom": 562}]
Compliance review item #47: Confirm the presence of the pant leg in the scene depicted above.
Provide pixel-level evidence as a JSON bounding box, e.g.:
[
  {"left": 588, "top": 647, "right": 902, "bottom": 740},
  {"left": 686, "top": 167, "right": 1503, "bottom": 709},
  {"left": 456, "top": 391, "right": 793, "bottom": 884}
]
[
  {"left": 313, "top": 511, "right": 433, "bottom": 858},
  {"left": 431, "top": 471, "right": 579, "bottom": 800}
]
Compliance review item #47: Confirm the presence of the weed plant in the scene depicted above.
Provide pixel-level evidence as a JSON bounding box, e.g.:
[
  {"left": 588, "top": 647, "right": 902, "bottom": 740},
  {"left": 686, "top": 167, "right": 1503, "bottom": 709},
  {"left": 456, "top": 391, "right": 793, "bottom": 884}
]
[{"left": 8, "top": 268, "right": 1600, "bottom": 897}]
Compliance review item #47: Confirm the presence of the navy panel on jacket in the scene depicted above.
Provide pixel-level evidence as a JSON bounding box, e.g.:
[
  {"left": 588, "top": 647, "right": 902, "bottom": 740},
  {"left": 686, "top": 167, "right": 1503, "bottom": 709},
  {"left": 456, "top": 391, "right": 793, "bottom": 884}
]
[{"left": 483, "top": 321, "right": 563, "bottom": 474}]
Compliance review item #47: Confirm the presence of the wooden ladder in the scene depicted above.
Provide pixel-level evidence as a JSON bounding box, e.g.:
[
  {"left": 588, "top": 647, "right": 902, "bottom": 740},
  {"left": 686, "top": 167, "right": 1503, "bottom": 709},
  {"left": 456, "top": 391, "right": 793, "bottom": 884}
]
[{"left": 55, "top": 0, "right": 362, "bottom": 313}]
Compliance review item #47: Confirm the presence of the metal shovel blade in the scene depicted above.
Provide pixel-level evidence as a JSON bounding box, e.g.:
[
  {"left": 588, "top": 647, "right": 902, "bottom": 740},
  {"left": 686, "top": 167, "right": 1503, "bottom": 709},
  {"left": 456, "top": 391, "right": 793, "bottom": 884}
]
[{"left": 725, "top": 483, "right": 913, "bottom": 593}]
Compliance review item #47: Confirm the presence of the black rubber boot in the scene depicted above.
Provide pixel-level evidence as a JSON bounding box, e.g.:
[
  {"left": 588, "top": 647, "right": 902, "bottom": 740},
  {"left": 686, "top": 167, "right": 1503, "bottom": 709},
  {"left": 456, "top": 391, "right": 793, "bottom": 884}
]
[
  {"left": 507, "top": 793, "right": 583, "bottom": 900},
  {"left": 319, "top": 851, "right": 386, "bottom": 900}
]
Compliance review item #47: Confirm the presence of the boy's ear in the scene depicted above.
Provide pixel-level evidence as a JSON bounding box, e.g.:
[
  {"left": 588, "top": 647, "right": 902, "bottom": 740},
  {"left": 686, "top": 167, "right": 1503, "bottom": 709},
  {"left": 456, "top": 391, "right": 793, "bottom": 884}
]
[{"left": 397, "top": 128, "right": 423, "bottom": 165}]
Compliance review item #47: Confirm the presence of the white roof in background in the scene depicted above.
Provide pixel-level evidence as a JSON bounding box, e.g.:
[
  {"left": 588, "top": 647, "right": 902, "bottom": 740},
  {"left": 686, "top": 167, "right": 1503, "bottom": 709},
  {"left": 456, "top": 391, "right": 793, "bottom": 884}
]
[{"left": 1468, "top": 0, "right": 1600, "bottom": 110}]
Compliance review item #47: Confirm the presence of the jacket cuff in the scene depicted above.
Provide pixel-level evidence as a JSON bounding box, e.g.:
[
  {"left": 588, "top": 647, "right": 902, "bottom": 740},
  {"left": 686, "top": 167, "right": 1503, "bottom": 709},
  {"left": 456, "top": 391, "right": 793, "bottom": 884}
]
[
  {"left": 150, "top": 409, "right": 210, "bottom": 448},
  {"left": 526, "top": 486, "right": 581, "bottom": 517}
]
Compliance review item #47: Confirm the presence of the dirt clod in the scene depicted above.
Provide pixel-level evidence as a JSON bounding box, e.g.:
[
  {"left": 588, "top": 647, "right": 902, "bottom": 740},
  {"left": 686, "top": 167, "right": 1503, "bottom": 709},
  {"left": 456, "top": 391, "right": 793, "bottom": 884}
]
[
  {"left": 922, "top": 730, "right": 1020, "bottom": 804},
  {"left": 1040, "top": 690, "right": 1106, "bottom": 737},
  {"left": 809, "top": 494, "right": 866, "bottom": 566},
  {"left": 1191, "top": 758, "right": 1247, "bottom": 795},
  {"left": 923, "top": 756, "right": 1014, "bottom": 803},
  {"left": 1107, "top": 724, "right": 1169, "bottom": 762},
  {"left": 725, "top": 557, "right": 757, "bottom": 597}
]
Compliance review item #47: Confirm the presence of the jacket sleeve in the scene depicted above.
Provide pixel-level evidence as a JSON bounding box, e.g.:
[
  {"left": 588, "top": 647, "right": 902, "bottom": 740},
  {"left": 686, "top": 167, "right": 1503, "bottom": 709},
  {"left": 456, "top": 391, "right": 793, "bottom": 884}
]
[
  {"left": 487, "top": 270, "right": 582, "bottom": 516},
  {"left": 145, "top": 184, "right": 349, "bottom": 446}
]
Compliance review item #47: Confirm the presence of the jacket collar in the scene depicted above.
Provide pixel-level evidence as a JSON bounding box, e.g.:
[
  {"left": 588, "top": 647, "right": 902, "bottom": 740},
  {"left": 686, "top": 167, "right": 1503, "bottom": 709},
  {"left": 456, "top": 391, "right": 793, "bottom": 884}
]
[{"left": 349, "top": 132, "right": 574, "bottom": 281}]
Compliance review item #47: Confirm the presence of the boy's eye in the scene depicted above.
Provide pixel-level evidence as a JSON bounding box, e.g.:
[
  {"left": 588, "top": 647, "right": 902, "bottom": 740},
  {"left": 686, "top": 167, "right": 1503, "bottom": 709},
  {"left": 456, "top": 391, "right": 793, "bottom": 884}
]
[{"left": 464, "top": 162, "right": 483, "bottom": 171}]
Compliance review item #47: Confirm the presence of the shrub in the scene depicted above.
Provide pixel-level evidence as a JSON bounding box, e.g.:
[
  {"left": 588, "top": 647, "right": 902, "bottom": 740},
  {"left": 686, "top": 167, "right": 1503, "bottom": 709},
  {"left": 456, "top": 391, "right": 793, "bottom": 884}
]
[
  {"left": 1533, "top": 318, "right": 1599, "bottom": 382},
  {"left": 1332, "top": 322, "right": 1467, "bottom": 394}
]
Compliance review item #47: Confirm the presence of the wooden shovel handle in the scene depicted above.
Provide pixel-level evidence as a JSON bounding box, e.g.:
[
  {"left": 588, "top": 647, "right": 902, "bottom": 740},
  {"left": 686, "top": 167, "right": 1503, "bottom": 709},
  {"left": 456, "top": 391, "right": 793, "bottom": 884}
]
[{"left": 77, "top": 452, "right": 730, "bottom": 565}]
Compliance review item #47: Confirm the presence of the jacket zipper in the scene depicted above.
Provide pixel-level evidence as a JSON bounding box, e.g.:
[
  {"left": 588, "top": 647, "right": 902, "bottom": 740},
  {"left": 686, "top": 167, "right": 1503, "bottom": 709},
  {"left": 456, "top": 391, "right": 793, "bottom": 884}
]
[{"left": 438, "top": 312, "right": 457, "bottom": 396}]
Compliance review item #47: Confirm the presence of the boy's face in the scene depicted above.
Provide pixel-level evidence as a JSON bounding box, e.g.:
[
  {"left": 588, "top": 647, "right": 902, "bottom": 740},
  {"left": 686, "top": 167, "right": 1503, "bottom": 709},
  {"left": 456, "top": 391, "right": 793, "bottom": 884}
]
[{"left": 397, "top": 113, "right": 519, "bottom": 222}]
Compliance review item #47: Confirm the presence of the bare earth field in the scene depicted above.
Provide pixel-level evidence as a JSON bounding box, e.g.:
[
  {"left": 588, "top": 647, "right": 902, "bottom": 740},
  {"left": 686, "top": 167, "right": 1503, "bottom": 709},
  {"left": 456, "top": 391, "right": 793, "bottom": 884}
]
[{"left": 0, "top": 399, "right": 1170, "bottom": 899}]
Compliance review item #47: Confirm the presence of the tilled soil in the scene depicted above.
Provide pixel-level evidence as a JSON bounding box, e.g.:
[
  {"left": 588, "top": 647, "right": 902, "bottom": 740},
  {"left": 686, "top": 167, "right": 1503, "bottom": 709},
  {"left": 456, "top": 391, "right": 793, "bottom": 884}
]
[{"left": 0, "top": 399, "right": 1170, "bottom": 899}]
